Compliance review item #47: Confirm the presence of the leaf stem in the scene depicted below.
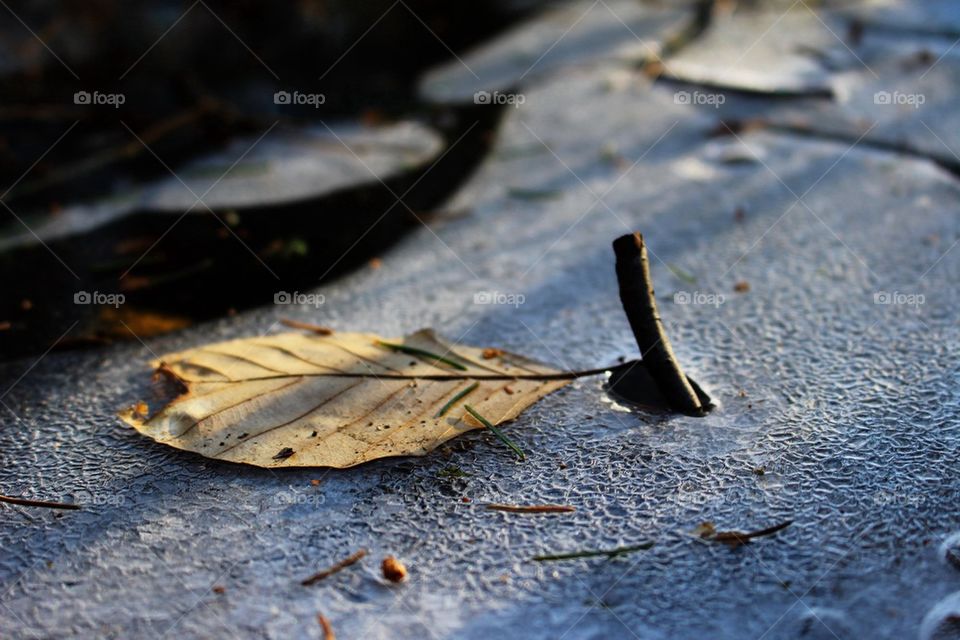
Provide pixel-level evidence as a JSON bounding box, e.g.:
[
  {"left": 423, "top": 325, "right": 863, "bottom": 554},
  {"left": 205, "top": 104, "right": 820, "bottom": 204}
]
[
  {"left": 464, "top": 404, "right": 525, "bottom": 461},
  {"left": 209, "top": 362, "right": 633, "bottom": 383},
  {"left": 376, "top": 341, "right": 468, "bottom": 371}
]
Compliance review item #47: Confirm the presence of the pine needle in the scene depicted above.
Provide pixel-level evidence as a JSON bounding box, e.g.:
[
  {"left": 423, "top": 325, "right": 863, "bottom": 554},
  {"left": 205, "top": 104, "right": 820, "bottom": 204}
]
[
  {"left": 464, "top": 404, "right": 525, "bottom": 461},
  {"left": 435, "top": 382, "right": 479, "bottom": 417},
  {"left": 487, "top": 504, "right": 575, "bottom": 514},
  {"left": 377, "top": 341, "right": 468, "bottom": 370}
]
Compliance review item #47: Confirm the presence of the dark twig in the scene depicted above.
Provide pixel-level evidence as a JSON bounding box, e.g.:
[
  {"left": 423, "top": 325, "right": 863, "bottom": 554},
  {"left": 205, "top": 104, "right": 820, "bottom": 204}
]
[
  {"left": 0, "top": 494, "right": 80, "bottom": 510},
  {"left": 280, "top": 319, "right": 334, "bottom": 335},
  {"left": 486, "top": 504, "right": 575, "bottom": 514},
  {"left": 711, "top": 520, "right": 793, "bottom": 547},
  {"left": 301, "top": 548, "right": 368, "bottom": 586},
  {"left": 612, "top": 232, "right": 704, "bottom": 415},
  {"left": 532, "top": 541, "right": 655, "bottom": 561}
]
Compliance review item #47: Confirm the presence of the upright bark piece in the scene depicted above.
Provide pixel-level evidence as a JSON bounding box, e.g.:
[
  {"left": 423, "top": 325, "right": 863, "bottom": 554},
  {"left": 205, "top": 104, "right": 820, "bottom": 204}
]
[{"left": 613, "top": 232, "right": 704, "bottom": 416}]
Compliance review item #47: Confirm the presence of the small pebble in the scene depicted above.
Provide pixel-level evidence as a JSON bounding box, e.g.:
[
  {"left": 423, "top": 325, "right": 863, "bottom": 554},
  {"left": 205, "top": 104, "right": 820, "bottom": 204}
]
[{"left": 382, "top": 556, "right": 407, "bottom": 583}]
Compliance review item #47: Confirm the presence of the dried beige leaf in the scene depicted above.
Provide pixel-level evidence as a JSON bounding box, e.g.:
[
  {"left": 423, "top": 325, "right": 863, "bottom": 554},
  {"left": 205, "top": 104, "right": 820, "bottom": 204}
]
[{"left": 118, "top": 329, "right": 571, "bottom": 468}]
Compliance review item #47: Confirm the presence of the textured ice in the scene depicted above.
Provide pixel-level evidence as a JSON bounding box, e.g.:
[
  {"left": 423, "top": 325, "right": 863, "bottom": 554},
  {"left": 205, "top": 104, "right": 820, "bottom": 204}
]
[
  {"left": 839, "top": 0, "right": 960, "bottom": 36},
  {"left": 2, "top": 1, "right": 960, "bottom": 639},
  {"left": 140, "top": 121, "right": 443, "bottom": 212},
  {"left": 661, "top": 7, "right": 847, "bottom": 95},
  {"left": 418, "top": 0, "right": 691, "bottom": 104},
  {"left": 0, "top": 120, "right": 442, "bottom": 252}
]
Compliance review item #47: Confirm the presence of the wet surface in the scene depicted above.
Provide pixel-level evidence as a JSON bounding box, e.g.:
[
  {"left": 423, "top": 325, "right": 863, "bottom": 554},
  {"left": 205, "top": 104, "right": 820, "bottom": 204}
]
[
  {"left": 0, "top": 105, "right": 503, "bottom": 359},
  {"left": 2, "top": 1, "right": 960, "bottom": 638}
]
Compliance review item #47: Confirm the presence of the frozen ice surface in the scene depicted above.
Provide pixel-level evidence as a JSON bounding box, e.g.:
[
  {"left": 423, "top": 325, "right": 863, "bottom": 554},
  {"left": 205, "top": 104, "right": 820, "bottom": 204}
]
[
  {"left": 0, "top": 119, "right": 442, "bottom": 253},
  {"left": 418, "top": 0, "right": 691, "bottom": 104}
]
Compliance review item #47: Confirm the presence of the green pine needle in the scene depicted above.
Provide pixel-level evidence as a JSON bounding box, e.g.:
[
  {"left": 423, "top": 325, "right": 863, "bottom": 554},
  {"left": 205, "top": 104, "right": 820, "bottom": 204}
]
[
  {"left": 464, "top": 404, "right": 525, "bottom": 461},
  {"left": 376, "top": 341, "right": 468, "bottom": 371},
  {"left": 435, "top": 382, "right": 479, "bottom": 418}
]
